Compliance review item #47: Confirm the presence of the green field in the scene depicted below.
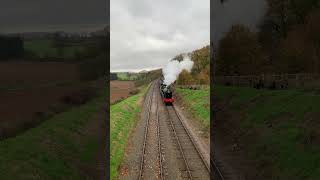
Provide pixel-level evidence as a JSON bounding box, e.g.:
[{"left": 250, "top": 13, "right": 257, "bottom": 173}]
[
  {"left": 110, "top": 86, "right": 148, "bottom": 179},
  {"left": 116, "top": 72, "right": 139, "bottom": 81},
  {"left": 215, "top": 86, "right": 320, "bottom": 179},
  {"left": 24, "top": 39, "right": 85, "bottom": 59},
  {"left": 176, "top": 87, "right": 210, "bottom": 131},
  {"left": 0, "top": 88, "right": 107, "bottom": 179}
]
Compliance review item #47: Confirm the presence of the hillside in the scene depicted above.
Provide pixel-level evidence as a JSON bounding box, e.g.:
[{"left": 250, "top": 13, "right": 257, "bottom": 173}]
[
  {"left": 175, "top": 87, "right": 210, "bottom": 132},
  {"left": 216, "top": 1, "right": 320, "bottom": 76},
  {"left": 132, "top": 69, "right": 162, "bottom": 86},
  {"left": 0, "top": 87, "right": 107, "bottom": 179},
  {"left": 214, "top": 85, "right": 320, "bottom": 179},
  {"left": 175, "top": 45, "right": 210, "bottom": 85}
]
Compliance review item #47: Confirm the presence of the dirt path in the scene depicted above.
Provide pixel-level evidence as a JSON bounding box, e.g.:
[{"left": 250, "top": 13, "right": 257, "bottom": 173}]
[{"left": 119, "top": 81, "right": 210, "bottom": 179}]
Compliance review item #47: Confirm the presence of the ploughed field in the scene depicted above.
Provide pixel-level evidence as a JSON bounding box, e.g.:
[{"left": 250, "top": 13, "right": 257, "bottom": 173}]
[
  {"left": 0, "top": 62, "right": 78, "bottom": 88},
  {"left": 110, "top": 80, "right": 136, "bottom": 103},
  {"left": 0, "top": 61, "right": 98, "bottom": 139}
]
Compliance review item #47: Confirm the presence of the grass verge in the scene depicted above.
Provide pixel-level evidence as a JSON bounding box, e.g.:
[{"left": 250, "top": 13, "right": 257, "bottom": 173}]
[
  {"left": 0, "top": 87, "right": 107, "bottom": 179},
  {"left": 215, "top": 85, "right": 320, "bottom": 179},
  {"left": 175, "top": 87, "right": 210, "bottom": 131},
  {"left": 110, "top": 85, "right": 148, "bottom": 180}
]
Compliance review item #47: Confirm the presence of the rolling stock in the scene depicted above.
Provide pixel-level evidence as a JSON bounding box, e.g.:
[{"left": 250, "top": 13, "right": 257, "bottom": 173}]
[{"left": 159, "top": 79, "right": 174, "bottom": 105}]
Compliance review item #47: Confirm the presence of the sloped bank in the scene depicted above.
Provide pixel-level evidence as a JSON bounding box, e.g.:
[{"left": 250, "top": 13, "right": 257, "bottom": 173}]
[
  {"left": 175, "top": 87, "right": 210, "bottom": 134},
  {"left": 110, "top": 85, "right": 148, "bottom": 180},
  {"left": 214, "top": 85, "right": 320, "bottom": 179},
  {"left": 0, "top": 87, "right": 107, "bottom": 179}
]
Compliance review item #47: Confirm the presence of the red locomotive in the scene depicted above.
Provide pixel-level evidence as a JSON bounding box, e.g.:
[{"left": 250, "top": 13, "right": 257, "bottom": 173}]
[{"left": 160, "top": 80, "right": 174, "bottom": 105}]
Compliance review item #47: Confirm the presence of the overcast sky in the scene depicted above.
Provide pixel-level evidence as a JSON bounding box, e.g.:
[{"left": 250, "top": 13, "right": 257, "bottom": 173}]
[
  {"left": 110, "top": 0, "right": 210, "bottom": 72},
  {"left": 0, "top": 0, "right": 108, "bottom": 33}
]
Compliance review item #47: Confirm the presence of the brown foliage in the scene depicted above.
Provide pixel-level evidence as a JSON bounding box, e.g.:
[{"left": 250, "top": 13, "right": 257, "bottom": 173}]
[
  {"left": 217, "top": 24, "right": 265, "bottom": 75},
  {"left": 177, "top": 70, "right": 194, "bottom": 85},
  {"left": 176, "top": 45, "right": 210, "bottom": 85},
  {"left": 197, "top": 69, "right": 210, "bottom": 85},
  {"left": 277, "top": 11, "right": 320, "bottom": 73}
]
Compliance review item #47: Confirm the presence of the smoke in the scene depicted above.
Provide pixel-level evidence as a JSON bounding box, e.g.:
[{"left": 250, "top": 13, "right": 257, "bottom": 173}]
[{"left": 162, "top": 55, "right": 194, "bottom": 85}]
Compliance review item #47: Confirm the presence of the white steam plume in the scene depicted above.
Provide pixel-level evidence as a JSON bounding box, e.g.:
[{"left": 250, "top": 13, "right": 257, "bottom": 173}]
[{"left": 162, "top": 55, "right": 194, "bottom": 85}]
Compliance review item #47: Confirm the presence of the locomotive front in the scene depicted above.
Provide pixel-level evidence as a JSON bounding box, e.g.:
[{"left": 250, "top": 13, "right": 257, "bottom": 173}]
[{"left": 159, "top": 79, "right": 174, "bottom": 105}]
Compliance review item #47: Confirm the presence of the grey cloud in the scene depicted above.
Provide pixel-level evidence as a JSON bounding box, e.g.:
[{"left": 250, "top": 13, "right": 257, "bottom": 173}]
[
  {"left": 0, "top": 0, "right": 108, "bottom": 33},
  {"left": 111, "top": 0, "right": 209, "bottom": 72}
]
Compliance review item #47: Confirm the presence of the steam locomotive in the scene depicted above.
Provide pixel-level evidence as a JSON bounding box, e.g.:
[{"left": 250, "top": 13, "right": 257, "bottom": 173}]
[{"left": 159, "top": 78, "right": 174, "bottom": 105}]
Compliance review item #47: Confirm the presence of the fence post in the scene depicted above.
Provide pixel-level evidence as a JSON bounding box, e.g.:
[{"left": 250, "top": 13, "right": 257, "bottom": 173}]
[{"left": 232, "top": 76, "right": 235, "bottom": 86}]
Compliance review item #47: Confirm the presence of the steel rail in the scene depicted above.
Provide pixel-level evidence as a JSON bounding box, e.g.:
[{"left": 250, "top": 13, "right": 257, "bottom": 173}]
[
  {"left": 172, "top": 105, "right": 225, "bottom": 180},
  {"left": 138, "top": 83, "right": 155, "bottom": 180},
  {"left": 172, "top": 105, "right": 210, "bottom": 172},
  {"left": 156, "top": 86, "right": 164, "bottom": 180},
  {"left": 165, "top": 106, "right": 193, "bottom": 179},
  {"left": 211, "top": 158, "right": 225, "bottom": 180}
]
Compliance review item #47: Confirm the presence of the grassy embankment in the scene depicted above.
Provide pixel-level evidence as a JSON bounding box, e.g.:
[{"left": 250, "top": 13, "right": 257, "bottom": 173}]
[
  {"left": 176, "top": 87, "right": 210, "bottom": 132},
  {"left": 110, "top": 85, "right": 148, "bottom": 179},
  {"left": 0, "top": 87, "right": 107, "bottom": 179},
  {"left": 215, "top": 85, "right": 320, "bottom": 179}
]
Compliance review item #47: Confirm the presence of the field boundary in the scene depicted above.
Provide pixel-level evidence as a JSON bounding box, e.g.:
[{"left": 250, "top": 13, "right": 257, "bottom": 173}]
[
  {"left": 110, "top": 85, "right": 149, "bottom": 180},
  {"left": 216, "top": 73, "right": 320, "bottom": 89}
]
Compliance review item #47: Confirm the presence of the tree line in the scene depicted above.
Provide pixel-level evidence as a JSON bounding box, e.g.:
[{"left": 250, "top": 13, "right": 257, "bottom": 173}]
[
  {"left": 0, "top": 36, "right": 24, "bottom": 60},
  {"left": 0, "top": 28, "right": 109, "bottom": 81},
  {"left": 216, "top": 0, "right": 320, "bottom": 76},
  {"left": 78, "top": 31, "right": 109, "bottom": 81},
  {"left": 176, "top": 45, "right": 210, "bottom": 85}
]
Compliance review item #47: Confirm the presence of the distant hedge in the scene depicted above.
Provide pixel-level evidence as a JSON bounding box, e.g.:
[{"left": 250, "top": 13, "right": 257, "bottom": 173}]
[
  {"left": 0, "top": 36, "right": 24, "bottom": 60},
  {"left": 110, "top": 73, "right": 118, "bottom": 80}
]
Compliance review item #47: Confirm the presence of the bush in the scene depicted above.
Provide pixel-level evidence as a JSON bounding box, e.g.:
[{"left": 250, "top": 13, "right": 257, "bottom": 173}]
[
  {"left": 129, "top": 89, "right": 140, "bottom": 96},
  {"left": 272, "top": 10, "right": 320, "bottom": 74},
  {"left": 23, "top": 50, "right": 39, "bottom": 60},
  {"left": 60, "top": 88, "right": 97, "bottom": 105},
  {"left": 0, "top": 36, "right": 24, "bottom": 60}
]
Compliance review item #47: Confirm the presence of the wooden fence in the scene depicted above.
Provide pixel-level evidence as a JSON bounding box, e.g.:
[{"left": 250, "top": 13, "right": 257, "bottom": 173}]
[{"left": 216, "top": 74, "right": 320, "bottom": 89}]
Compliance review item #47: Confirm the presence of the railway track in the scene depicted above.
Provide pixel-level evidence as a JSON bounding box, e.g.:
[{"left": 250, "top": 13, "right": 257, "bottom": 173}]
[
  {"left": 138, "top": 81, "right": 226, "bottom": 179},
  {"left": 164, "top": 104, "right": 210, "bottom": 179},
  {"left": 211, "top": 158, "right": 225, "bottom": 180},
  {"left": 138, "top": 82, "right": 154, "bottom": 179},
  {"left": 156, "top": 87, "right": 164, "bottom": 180},
  {"left": 138, "top": 82, "right": 163, "bottom": 180}
]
